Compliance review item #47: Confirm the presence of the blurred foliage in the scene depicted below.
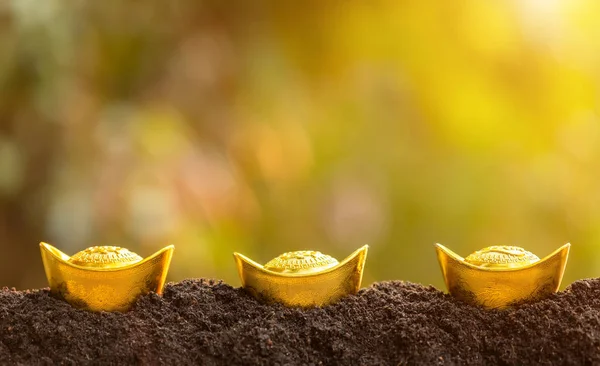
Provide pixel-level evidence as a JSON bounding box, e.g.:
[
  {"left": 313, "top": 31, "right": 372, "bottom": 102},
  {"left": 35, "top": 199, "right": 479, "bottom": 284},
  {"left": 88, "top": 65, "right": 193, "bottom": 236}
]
[{"left": 0, "top": 0, "right": 599, "bottom": 290}]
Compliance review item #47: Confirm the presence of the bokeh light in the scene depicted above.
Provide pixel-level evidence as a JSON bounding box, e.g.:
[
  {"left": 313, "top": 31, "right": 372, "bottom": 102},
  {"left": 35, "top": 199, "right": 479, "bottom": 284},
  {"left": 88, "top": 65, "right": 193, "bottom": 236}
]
[{"left": 0, "top": 0, "right": 599, "bottom": 290}]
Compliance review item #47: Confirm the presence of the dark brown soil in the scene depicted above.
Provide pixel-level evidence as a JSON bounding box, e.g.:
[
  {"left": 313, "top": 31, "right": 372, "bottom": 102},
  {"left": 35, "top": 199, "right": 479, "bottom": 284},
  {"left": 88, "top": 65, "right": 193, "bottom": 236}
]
[{"left": 1, "top": 279, "right": 600, "bottom": 365}]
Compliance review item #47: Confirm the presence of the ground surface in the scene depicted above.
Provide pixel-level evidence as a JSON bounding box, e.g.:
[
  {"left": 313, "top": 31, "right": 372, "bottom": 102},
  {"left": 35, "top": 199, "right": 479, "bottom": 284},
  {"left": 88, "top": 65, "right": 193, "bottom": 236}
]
[{"left": 1, "top": 278, "right": 600, "bottom": 365}]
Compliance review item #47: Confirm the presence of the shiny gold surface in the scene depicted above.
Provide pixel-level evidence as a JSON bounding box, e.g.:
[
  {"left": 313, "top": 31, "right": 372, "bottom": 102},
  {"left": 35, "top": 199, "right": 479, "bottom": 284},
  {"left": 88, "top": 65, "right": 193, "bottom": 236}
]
[
  {"left": 436, "top": 243, "right": 570, "bottom": 309},
  {"left": 68, "top": 246, "right": 143, "bottom": 268},
  {"left": 40, "top": 243, "right": 174, "bottom": 312},
  {"left": 234, "top": 245, "right": 368, "bottom": 307}
]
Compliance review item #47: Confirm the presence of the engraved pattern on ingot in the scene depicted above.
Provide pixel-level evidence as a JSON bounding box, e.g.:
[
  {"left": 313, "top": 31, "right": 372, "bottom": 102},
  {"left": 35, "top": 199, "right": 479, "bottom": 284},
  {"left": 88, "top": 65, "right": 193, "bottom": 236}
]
[
  {"left": 464, "top": 246, "right": 540, "bottom": 268},
  {"left": 68, "top": 246, "right": 143, "bottom": 268},
  {"left": 263, "top": 250, "right": 339, "bottom": 274}
]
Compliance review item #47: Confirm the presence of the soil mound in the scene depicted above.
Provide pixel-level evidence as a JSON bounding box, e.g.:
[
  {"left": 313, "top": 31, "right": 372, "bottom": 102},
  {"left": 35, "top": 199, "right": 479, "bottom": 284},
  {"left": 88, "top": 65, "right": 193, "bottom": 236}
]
[{"left": 2, "top": 278, "right": 600, "bottom": 365}]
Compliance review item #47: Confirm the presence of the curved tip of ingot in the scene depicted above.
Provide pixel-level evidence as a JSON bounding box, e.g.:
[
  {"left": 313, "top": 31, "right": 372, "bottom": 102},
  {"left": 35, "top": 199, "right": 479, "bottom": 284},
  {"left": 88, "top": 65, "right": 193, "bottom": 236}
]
[
  {"left": 40, "top": 242, "right": 69, "bottom": 262},
  {"left": 40, "top": 242, "right": 175, "bottom": 312},
  {"left": 233, "top": 252, "right": 260, "bottom": 288},
  {"left": 543, "top": 242, "right": 570, "bottom": 289},
  {"left": 552, "top": 242, "right": 571, "bottom": 261},
  {"left": 234, "top": 245, "right": 369, "bottom": 307},
  {"left": 435, "top": 242, "right": 571, "bottom": 309},
  {"left": 434, "top": 243, "right": 461, "bottom": 262}
]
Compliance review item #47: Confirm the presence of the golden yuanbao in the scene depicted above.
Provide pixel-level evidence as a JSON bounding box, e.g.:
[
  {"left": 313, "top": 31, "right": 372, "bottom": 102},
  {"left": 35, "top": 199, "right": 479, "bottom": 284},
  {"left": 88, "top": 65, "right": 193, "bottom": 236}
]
[
  {"left": 234, "top": 245, "right": 368, "bottom": 307},
  {"left": 435, "top": 243, "right": 570, "bottom": 309},
  {"left": 40, "top": 243, "right": 174, "bottom": 312}
]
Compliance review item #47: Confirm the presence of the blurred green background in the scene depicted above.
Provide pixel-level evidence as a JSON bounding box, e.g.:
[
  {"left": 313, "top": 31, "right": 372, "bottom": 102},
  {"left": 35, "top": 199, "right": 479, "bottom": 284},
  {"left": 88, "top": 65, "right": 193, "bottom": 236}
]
[{"left": 0, "top": 1, "right": 598, "bottom": 291}]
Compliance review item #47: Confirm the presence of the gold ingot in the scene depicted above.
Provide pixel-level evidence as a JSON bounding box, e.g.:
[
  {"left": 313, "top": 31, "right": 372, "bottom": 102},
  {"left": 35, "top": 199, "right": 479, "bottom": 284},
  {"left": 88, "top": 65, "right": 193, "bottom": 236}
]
[
  {"left": 435, "top": 243, "right": 570, "bottom": 309},
  {"left": 234, "top": 245, "right": 368, "bottom": 307},
  {"left": 40, "top": 242, "right": 174, "bottom": 312}
]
